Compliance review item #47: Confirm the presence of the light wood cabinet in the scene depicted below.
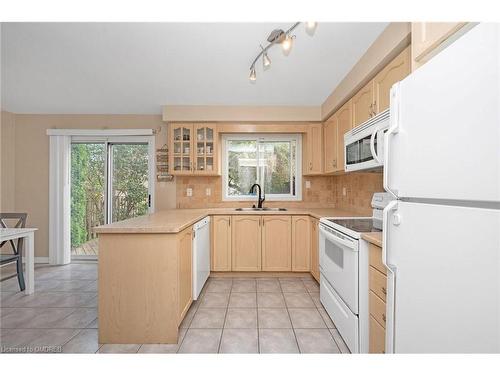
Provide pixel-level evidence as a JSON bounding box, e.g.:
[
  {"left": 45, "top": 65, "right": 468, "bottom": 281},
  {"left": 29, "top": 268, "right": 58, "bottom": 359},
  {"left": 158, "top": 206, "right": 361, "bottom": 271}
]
[
  {"left": 291, "top": 216, "right": 311, "bottom": 272},
  {"left": 178, "top": 226, "right": 193, "bottom": 323},
  {"left": 231, "top": 215, "right": 261, "bottom": 271},
  {"left": 351, "top": 80, "right": 374, "bottom": 127},
  {"left": 369, "top": 316, "right": 386, "bottom": 354},
  {"left": 303, "top": 123, "right": 323, "bottom": 175},
  {"left": 211, "top": 216, "right": 231, "bottom": 271},
  {"left": 335, "top": 100, "right": 352, "bottom": 172},
  {"left": 169, "top": 123, "right": 218, "bottom": 176},
  {"left": 373, "top": 46, "right": 411, "bottom": 113},
  {"left": 411, "top": 22, "right": 467, "bottom": 70},
  {"left": 323, "top": 115, "right": 338, "bottom": 174},
  {"left": 310, "top": 218, "right": 320, "bottom": 282},
  {"left": 262, "top": 216, "right": 292, "bottom": 271}
]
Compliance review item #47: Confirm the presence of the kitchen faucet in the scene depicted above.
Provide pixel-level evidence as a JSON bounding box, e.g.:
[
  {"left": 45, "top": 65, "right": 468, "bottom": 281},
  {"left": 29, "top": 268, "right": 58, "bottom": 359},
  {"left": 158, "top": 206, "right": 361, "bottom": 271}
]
[{"left": 249, "top": 183, "right": 265, "bottom": 208}]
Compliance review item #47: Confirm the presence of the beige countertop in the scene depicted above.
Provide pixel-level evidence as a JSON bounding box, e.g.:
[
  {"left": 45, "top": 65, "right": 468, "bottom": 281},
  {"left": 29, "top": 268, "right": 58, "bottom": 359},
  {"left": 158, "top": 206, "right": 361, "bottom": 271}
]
[
  {"left": 94, "top": 207, "right": 366, "bottom": 234},
  {"left": 361, "top": 232, "right": 383, "bottom": 247}
]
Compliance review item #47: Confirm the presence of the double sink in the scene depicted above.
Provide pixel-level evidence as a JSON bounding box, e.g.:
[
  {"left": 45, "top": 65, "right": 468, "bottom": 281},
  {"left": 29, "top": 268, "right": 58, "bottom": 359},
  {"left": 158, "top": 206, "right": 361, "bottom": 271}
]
[{"left": 235, "top": 207, "right": 287, "bottom": 211}]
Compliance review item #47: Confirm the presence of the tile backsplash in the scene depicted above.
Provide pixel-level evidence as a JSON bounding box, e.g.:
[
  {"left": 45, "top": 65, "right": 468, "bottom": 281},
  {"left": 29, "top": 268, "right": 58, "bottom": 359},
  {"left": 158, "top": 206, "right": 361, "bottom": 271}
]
[{"left": 175, "top": 171, "right": 383, "bottom": 214}]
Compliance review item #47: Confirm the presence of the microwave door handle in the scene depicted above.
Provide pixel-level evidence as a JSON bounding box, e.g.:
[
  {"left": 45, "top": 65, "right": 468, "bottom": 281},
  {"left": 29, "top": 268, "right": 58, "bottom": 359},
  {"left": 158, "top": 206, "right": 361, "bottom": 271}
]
[
  {"left": 370, "top": 126, "right": 382, "bottom": 164},
  {"left": 320, "top": 226, "right": 357, "bottom": 251}
]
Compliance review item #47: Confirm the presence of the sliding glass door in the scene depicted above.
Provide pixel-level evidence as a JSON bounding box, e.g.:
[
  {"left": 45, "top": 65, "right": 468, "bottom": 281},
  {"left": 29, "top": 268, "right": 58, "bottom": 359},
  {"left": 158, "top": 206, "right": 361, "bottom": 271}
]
[{"left": 70, "top": 137, "right": 153, "bottom": 259}]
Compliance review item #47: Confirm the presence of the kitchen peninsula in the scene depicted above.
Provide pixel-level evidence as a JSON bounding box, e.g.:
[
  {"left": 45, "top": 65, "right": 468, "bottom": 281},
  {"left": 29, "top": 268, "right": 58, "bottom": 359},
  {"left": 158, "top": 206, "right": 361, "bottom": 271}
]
[{"left": 95, "top": 207, "right": 364, "bottom": 344}]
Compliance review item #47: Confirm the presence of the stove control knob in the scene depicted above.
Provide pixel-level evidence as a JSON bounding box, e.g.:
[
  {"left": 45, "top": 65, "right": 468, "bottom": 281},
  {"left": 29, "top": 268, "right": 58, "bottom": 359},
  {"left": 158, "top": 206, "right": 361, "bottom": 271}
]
[{"left": 392, "top": 213, "right": 401, "bottom": 226}]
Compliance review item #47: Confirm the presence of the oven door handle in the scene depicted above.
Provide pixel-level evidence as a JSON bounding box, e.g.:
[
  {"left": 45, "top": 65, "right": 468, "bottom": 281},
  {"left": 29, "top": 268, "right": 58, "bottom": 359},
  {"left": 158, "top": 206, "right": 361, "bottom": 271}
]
[{"left": 319, "top": 225, "right": 358, "bottom": 252}]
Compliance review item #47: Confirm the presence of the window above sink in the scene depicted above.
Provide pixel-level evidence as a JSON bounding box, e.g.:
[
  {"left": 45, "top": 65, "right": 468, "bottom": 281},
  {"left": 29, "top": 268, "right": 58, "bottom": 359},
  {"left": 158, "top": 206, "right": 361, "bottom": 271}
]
[{"left": 221, "top": 134, "right": 302, "bottom": 202}]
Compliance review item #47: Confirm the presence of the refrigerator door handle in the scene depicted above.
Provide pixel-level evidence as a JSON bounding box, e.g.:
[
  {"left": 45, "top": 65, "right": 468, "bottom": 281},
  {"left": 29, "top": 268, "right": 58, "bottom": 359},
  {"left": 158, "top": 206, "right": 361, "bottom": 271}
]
[
  {"left": 382, "top": 199, "right": 398, "bottom": 354},
  {"left": 384, "top": 84, "right": 401, "bottom": 198}
]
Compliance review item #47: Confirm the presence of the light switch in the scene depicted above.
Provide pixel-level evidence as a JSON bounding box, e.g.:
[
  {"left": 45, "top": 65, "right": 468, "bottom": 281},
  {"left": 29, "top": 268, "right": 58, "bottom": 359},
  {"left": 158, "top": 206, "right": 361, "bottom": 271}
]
[
  {"left": 305, "top": 180, "right": 311, "bottom": 189},
  {"left": 187, "top": 188, "right": 193, "bottom": 197},
  {"left": 206, "top": 188, "right": 211, "bottom": 196}
]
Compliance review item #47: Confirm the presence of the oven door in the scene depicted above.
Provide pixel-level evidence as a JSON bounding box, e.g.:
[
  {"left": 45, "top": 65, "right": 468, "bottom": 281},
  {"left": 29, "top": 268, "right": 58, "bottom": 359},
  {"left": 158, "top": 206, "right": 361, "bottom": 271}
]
[{"left": 319, "top": 223, "right": 359, "bottom": 313}]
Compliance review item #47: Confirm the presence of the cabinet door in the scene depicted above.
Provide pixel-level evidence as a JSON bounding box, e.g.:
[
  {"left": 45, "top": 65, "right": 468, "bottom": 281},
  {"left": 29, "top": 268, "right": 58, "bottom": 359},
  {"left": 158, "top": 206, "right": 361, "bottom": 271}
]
[
  {"left": 323, "top": 115, "right": 337, "bottom": 174},
  {"left": 310, "top": 218, "right": 320, "bottom": 282},
  {"left": 351, "top": 80, "right": 374, "bottom": 127},
  {"left": 170, "top": 123, "right": 194, "bottom": 175},
  {"left": 211, "top": 216, "right": 231, "bottom": 271},
  {"left": 193, "top": 123, "right": 218, "bottom": 175},
  {"left": 291, "top": 216, "right": 311, "bottom": 272},
  {"left": 411, "top": 22, "right": 467, "bottom": 68},
  {"left": 262, "top": 216, "right": 292, "bottom": 271},
  {"left": 304, "top": 123, "right": 323, "bottom": 175},
  {"left": 335, "top": 100, "right": 352, "bottom": 172},
  {"left": 178, "top": 227, "right": 193, "bottom": 323},
  {"left": 373, "top": 47, "right": 410, "bottom": 114},
  {"left": 231, "top": 216, "right": 261, "bottom": 271}
]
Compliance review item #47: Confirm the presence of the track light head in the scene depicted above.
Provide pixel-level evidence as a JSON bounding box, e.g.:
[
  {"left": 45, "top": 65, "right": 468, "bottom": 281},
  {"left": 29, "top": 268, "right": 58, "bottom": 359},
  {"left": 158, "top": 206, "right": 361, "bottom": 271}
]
[{"left": 249, "top": 66, "right": 257, "bottom": 82}]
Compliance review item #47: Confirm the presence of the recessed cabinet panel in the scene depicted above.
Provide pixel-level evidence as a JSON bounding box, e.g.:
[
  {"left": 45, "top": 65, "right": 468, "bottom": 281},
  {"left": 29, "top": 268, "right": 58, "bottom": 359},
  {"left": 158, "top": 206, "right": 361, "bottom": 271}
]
[
  {"left": 323, "top": 116, "right": 338, "bottom": 174},
  {"left": 211, "top": 216, "right": 232, "bottom": 271},
  {"left": 231, "top": 216, "right": 261, "bottom": 271},
  {"left": 304, "top": 123, "right": 323, "bottom": 175},
  {"left": 178, "top": 227, "right": 193, "bottom": 323},
  {"left": 335, "top": 100, "right": 352, "bottom": 172},
  {"left": 310, "top": 218, "right": 320, "bottom": 282},
  {"left": 352, "top": 80, "right": 374, "bottom": 128},
  {"left": 292, "top": 216, "right": 311, "bottom": 272},
  {"left": 262, "top": 216, "right": 292, "bottom": 271}
]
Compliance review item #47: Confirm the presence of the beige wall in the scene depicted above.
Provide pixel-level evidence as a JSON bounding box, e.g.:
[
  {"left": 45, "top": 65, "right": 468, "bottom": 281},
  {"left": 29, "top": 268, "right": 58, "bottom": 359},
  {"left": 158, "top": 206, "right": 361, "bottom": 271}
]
[
  {"left": 5, "top": 113, "right": 176, "bottom": 258},
  {"left": 1, "top": 111, "right": 16, "bottom": 212}
]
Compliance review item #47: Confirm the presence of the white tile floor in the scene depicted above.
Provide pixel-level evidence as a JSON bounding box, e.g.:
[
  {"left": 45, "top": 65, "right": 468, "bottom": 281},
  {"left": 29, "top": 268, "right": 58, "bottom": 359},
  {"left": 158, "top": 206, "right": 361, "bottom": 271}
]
[{"left": 0, "top": 263, "right": 350, "bottom": 354}]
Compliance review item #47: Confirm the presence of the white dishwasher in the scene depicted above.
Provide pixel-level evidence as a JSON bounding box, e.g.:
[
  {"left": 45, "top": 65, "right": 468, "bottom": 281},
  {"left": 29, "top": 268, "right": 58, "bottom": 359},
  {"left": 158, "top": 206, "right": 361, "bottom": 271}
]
[{"left": 192, "top": 216, "right": 211, "bottom": 300}]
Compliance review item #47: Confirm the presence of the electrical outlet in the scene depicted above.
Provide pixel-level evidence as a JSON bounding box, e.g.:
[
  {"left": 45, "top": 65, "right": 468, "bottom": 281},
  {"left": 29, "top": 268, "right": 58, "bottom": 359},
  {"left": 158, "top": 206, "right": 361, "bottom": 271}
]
[
  {"left": 206, "top": 188, "right": 211, "bottom": 196},
  {"left": 305, "top": 180, "right": 311, "bottom": 189},
  {"left": 342, "top": 187, "right": 347, "bottom": 196},
  {"left": 186, "top": 188, "right": 193, "bottom": 197}
]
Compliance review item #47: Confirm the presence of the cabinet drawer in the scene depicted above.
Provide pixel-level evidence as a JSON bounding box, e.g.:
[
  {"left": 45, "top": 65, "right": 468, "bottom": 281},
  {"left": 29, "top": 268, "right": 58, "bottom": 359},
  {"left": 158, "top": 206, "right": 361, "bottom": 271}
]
[
  {"left": 369, "top": 290, "right": 386, "bottom": 328},
  {"left": 369, "top": 266, "right": 387, "bottom": 302},
  {"left": 368, "top": 243, "right": 386, "bottom": 275},
  {"left": 369, "top": 316, "right": 386, "bottom": 353}
]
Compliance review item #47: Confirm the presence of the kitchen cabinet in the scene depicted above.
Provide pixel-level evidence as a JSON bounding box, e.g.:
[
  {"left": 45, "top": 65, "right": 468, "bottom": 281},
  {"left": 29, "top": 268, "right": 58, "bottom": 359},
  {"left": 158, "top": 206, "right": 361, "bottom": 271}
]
[
  {"left": 323, "top": 114, "right": 337, "bottom": 174},
  {"left": 310, "top": 218, "right": 320, "bottom": 282},
  {"left": 303, "top": 123, "right": 323, "bottom": 175},
  {"left": 169, "top": 123, "right": 218, "bottom": 176},
  {"left": 351, "top": 80, "right": 374, "bottom": 127},
  {"left": 368, "top": 242, "right": 387, "bottom": 353},
  {"left": 262, "top": 216, "right": 292, "bottom": 271},
  {"left": 291, "top": 216, "right": 311, "bottom": 272},
  {"left": 211, "top": 215, "right": 231, "bottom": 271},
  {"left": 323, "top": 100, "right": 352, "bottom": 174},
  {"left": 231, "top": 215, "right": 262, "bottom": 271},
  {"left": 178, "top": 226, "right": 193, "bottom": 323},
  {"left": 411, "top": 22, "right": 467, "bottom": 70},
  {"left": 335, "top": 100, "right": 352, "bottom": 172},
  {"left": 373, "top": 46, "right": 411, "bottom": 113}
]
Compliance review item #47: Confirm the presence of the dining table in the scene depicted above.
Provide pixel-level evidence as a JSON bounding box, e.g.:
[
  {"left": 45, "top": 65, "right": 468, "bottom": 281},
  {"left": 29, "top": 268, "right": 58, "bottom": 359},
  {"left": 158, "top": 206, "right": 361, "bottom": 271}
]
[{"left": 0, "top": 227, "right": 37, "bottom": 294}]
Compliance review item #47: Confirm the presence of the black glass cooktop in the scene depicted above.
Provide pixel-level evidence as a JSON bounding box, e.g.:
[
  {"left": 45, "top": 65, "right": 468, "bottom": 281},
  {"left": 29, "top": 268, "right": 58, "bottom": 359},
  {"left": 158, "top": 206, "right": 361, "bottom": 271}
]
[{"left": 326, "top": 218, "right": 382, "bottom": 233}]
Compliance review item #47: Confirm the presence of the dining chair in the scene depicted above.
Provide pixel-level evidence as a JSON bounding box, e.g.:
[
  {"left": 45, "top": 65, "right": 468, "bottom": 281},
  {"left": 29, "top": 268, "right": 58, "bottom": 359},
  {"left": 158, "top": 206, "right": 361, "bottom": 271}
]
[{"left": 0, "top": 213, "right": 28, "bottom": 291}]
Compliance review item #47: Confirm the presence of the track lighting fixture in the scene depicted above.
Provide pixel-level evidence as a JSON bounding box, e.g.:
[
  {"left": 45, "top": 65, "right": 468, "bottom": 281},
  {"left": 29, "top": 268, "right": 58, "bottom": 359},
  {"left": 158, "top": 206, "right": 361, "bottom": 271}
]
[{"left": 248, "top": 22, "right": 317, "bottom": 82}]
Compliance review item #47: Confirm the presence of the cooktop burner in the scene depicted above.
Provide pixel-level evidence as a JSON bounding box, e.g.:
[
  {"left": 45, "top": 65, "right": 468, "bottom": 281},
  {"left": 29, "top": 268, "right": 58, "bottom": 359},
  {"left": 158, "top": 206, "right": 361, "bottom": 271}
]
[{"left": 326, "top": 218, "right": 382, "bottom": 233}]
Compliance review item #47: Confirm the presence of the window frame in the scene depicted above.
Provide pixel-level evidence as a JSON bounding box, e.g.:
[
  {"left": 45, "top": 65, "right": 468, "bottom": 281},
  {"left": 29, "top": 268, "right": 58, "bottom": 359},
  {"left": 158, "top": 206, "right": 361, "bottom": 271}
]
[{"left": 221, "top": 133, "right": 302, "bottom": 202}]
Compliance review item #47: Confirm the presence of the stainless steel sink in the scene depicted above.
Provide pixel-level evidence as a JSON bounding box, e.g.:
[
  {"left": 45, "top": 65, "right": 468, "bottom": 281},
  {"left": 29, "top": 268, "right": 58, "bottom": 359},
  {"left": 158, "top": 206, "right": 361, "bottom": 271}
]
[{"left": 235, "top": 207, "right": 287, "bottom": 211}]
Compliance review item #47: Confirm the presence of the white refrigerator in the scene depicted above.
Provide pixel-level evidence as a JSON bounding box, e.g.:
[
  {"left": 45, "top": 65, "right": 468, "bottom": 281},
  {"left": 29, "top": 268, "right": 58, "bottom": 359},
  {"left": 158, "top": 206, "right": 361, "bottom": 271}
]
[{"left": 383, "top": 23, "right": 500, "bottom": 353}]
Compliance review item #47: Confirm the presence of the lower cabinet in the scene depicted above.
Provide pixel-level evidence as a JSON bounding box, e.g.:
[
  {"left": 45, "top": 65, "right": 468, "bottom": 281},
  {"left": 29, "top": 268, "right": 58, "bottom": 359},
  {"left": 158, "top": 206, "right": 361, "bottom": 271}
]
[
  {"left": 291, "top": 216, "right": 311, "bottom": 272},
  {"left": 231, "top": 215, "right": 262, "bottom": 271},
  {"left": 310, "top": 218, "right": 320, "bottom": 282},
  {"left": 368, "top": 242, "right": 387, "bottom": 353},
  {"left": 262, "top": 216, "right": 292, "bottom": 271},
  {"left": 211, "top": 215, "right": 232, "bottom": 271},
  {"left": 178, "top": 226, "right": 193, "bottom": 323}
]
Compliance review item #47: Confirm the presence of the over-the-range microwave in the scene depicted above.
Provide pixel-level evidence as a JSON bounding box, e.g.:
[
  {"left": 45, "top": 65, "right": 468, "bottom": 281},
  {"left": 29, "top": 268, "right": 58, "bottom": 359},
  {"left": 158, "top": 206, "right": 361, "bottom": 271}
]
[{"left": 344, "top": 108, "right": 389, "bottom": 172}]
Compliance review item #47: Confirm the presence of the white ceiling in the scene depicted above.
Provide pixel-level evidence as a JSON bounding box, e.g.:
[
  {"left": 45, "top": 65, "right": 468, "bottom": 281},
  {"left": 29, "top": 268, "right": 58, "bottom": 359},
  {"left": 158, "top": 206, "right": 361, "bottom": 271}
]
[{"left": 1, "top": 22, "right": 388, "bottom": 114}]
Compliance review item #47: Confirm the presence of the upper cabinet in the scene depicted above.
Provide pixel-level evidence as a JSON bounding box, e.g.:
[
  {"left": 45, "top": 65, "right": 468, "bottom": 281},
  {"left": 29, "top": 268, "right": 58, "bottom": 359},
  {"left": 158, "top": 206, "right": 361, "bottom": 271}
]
[
  {"left": 373, "top": 46, "right": 411, "bottom": 113},
  {"left": 352, "top": 80, "right": 375, "bottom": 128},
  {"left": 324, "top": 100, "right": 352, "bottom": 174},
  {"left": 169, "top": 123, "right": 219, "bottom": 176},
  {"left": 303, "top": 123, "right": 323, "bottom": 175},
  {"left": 411, "top": 22, "right": 468, "bottom": 70},
  {"left": 323, "top": 114, "right": 338, "bottom": 174}
]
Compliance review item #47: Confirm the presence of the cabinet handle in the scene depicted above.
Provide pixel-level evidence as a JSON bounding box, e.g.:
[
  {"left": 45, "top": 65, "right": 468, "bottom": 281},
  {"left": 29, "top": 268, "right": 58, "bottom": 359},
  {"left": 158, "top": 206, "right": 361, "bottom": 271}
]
[
  {"left": 369, "top": 103, "right": 373, "bottom": 117},
  {"left": 382, "top": 313, "right": 386, "bottom": 323},
  {"left": 381, "top": 286, "right": 387, "bottom": 295},
  {"left": 333, "top": 159, "right": 337, "bottom": 168},
  {"left": 373, "top": 100, "right": 377, "bottom": 114},
  {"left": 309, "top": 161, "right": 312, "bottom": 170}
]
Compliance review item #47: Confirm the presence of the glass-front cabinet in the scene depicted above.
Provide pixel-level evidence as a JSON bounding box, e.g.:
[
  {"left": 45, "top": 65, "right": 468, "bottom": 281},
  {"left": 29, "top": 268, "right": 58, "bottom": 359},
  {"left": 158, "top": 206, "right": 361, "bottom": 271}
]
[{"left": 169, "top": 123, "right": 218, "bottom": 175}]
